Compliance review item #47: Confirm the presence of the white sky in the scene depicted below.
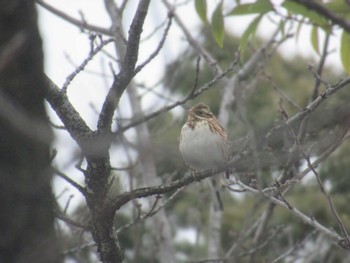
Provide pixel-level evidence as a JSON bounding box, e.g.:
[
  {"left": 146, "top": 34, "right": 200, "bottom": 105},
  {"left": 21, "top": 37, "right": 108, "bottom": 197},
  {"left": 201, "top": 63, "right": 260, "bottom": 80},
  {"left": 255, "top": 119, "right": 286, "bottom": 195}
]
[{"left": 37, "top": 0, "right": 344, "bottom": 215}]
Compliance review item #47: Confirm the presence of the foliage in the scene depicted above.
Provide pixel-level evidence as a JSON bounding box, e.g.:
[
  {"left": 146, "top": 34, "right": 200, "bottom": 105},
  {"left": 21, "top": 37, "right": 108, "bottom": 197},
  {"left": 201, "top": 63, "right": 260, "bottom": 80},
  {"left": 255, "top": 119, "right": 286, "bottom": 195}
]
[{"left": 195, "top": 0, "right": 350, "bottom": 72}]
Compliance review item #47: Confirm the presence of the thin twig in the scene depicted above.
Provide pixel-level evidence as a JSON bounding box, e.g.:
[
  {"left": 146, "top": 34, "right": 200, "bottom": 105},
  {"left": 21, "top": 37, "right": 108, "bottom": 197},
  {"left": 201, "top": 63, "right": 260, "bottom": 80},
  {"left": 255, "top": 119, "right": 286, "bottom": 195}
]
[
  {"left": 53, "top": 167, "right": 86, "bottom": 195},
  {"left": 190, "top": 56, "right": 201, "bottom": 97},
  {"left": 114, "top": 65, "right": 233, "bottom": 136},
  {"left": 36, "top": 0, "right": 113, "bottom": 36},
  {"left": 54, "top": 210, "right": 88, "bottom": 230},
  {"left": 134, "top": 12, "right": 173, "bottom": 74},
  {"left": 61, "top": 241, "right": 95, "bottom": 256},
  {"left": 272, "top": 230, "right": 316, "bottom": 263},
  {"left": 162, "top": 0, "right": 221, "bottom": 74},
  {"left": 311, "top": 32, "right": 330, "bottom": 101},
  {"left": 62, "top": 38, "right": 115, "bottom": 92},
  {"left": 263, "top": 72, "right": 302, "bottom": 111},
  {"left": 280, "top": 108, "right": 350, "bottom": 248},
  {"left": 265, "top": 77, "right": 350, "bottom": 141},
  {"left": 238, "top": 225, "right": 283, "bottom": 257},
  {"left": 233, "top": 179, "right": 342, "bottom": 243},
  {"left": 116, "top": 186, "right": 185, "bottom": 233}
]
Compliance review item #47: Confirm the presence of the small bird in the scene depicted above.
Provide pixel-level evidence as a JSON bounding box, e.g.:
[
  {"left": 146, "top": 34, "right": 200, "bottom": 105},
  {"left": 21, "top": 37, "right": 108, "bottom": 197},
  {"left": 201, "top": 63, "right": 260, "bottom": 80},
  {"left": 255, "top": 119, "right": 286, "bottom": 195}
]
[{"left": 179, "top": 103, "right": 229, "bottom": 211}]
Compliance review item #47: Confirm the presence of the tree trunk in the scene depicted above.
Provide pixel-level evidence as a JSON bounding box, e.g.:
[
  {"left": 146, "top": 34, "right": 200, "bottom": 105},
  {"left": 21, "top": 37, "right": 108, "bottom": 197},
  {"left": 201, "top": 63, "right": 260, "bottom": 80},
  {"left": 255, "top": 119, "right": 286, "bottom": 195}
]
[{"left": 0, "top": 1, "right": 58, "bottom": 262}]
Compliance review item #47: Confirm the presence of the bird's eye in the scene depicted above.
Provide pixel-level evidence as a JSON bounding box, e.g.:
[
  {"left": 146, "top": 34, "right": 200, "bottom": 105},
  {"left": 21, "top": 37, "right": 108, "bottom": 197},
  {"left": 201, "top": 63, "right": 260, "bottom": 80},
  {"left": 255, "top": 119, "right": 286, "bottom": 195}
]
[
  {"left": 196, "top": 110, "right": 209, "bottom": 117},
  {"left": 197, "top": 110, "right": 204, "bottom": 116}
]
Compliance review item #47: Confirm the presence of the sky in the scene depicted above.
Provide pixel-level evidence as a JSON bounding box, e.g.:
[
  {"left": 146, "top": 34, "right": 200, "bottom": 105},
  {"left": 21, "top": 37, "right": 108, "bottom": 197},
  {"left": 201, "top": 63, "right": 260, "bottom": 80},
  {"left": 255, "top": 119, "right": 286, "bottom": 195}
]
[{"left": 36, "top": 0, "right": 344, "bottom": 216}]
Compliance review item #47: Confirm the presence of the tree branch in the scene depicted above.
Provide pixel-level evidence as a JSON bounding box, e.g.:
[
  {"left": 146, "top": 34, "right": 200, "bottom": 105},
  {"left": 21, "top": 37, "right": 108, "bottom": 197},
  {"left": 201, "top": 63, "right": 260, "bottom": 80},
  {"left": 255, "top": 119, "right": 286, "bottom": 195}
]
[
  {"left": 97, "top": 0, "right": 151, "bottom": 132},
  {"left": 36, "top": 0, "right": 113, "bottom": 36},
  {"left": 281, "top": 112, "right": 350, "bottom": 248},
  {"left": 62, "top": 38, "right": 115, "bottom": 92},
  {"left": 234, "top": 180, "right": 342, "bottom": 244},
  {"left": 52, "top": 167, "right": 86, "bottom": 195},
  {"left": 112, "top": 169, "right": 224, "bottom": 211},
  {"left": 116, "top": 186, "right": 185, "bottom": 233},
  {"left": 134, "top": 12, "right": 173, "bottom": 75},
  {"left": 162, "top": 0, "right": 221, "bottom": 74},
  {"left": 292, "top": 0, "right": 350, "bottom": 33},
  {"left": 265, "top": 76, "right": 350, "bottom": 143},
  {"left": 44, "top": 76, "right": 102, "bottom": 156}
]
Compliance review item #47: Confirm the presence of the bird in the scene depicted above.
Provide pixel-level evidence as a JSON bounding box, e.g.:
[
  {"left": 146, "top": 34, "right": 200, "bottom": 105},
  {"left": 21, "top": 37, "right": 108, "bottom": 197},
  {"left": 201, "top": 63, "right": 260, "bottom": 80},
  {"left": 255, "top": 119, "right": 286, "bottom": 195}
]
[{"left": 179, "top": 103, "right": 229, "bottom": 211}]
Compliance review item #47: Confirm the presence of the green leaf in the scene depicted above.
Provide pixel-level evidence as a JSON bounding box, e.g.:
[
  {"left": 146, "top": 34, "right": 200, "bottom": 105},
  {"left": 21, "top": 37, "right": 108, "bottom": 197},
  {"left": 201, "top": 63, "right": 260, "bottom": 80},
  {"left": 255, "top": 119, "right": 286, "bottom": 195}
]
[
  {"left": 325, "top": 1, "right": 350, "bottom": 14},
  {"left": 311, "top": 26, "right": 319, "bottom": 55},
  {"left": 240, "top": 15, "right": 262, "bottom": 56},
  {"left": 211, "top": 2, "right": 224, "bottom": 48},
  {"left": 340, "top": 30, "right": 350, "bottom": 73},
  {"left": 282, "top": 1, "right": 328, "bottom": 28},
  {"left": 228, "top": 0, "right": 273, "bottom": 16},
  {"left": 195, "top": 0, "right": 207, "bottom": 23}
]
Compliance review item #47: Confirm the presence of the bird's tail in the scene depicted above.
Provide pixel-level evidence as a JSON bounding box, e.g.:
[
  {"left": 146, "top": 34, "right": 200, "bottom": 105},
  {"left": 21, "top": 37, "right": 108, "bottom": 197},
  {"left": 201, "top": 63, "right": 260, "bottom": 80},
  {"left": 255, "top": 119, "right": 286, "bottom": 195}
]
[{"left": 211, "top": 177, "right": 224, "bottom": 211}]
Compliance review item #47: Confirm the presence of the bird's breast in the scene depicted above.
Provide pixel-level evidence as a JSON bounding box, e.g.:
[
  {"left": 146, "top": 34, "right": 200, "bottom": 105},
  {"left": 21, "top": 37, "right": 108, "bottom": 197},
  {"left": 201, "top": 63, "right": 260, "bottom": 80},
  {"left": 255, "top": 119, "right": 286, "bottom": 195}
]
[{"left": 179, "top": 121, "right": 226, "bottom": 170}]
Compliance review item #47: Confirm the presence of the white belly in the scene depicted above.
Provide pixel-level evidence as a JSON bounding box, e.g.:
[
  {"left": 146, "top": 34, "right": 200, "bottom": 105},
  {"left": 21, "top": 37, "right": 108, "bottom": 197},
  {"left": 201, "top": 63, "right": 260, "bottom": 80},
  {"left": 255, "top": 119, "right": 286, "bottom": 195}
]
[{"left": 179, "top": 122, "right": 226, "bottom": 171}]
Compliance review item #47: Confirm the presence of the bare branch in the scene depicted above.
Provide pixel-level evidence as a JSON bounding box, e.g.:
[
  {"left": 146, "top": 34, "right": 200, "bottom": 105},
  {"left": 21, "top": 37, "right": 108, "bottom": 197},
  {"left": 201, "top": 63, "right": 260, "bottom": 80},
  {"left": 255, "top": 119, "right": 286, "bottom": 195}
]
[
  {"left": 36, "top": 0, "right": 113, "bottom": 36},
  {"left": 281, "top": 109, "right": 350, "bottom": 248},
  {"left": 62, "top": 38, "right": 115, "bottom": 92},
  {"left": 310, "top": 33, "right": 330, "bottom": 101},
  {"left": 162, "top": 0, "right": 220, "bottom": 73},
  {"left": 97, "top": 0, "right": 151, "bottom": 132},
  {"left": 54, "top": 210, "right": 88, "bottom": 230},
  {"left": 265, "top": 76, "right": 350, "bottom": 142},
  {"left": 233, "top": 180, "right": 342, "bottom": 244},
  {"left": 272, "top": 230, "right": 316, "bottom": 263},
  {"left": 53, "top": 167, "right": 86, "bottom": 195},
  {"left": 116, "top": 186, "right": 185, "bottom": 233},
  {"left": 111, "top": 169, "right": 225, "bottom": 211},
  {"left": 45, "top": 76, "right": 101, "bottom": 156},
  {"left": 134, "top": 13, "right": 173, "bottom": 74},
  {"left": 61, "top": 241, "right": 95, "bottom": 256}
]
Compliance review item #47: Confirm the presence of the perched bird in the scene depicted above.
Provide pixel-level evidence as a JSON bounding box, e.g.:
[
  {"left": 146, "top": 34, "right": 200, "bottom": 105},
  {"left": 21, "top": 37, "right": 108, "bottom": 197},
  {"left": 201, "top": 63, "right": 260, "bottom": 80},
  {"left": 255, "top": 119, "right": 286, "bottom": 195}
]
[{"left": 179, "top": 103, "right": 229, "bottom": 211}]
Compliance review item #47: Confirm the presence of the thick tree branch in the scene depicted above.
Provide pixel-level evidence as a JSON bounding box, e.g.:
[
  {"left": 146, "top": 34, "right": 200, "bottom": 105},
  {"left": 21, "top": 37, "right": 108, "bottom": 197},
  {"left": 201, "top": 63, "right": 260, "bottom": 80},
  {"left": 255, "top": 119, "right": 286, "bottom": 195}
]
[
  {"left": 112, "top": 169, "right": 225, "bottom": 211},
  {"left": 44, "top": 76, "right": 101, "bottom": 155},
  {"left": 98, "top": 0, "right": 151, "bottom": 132}
]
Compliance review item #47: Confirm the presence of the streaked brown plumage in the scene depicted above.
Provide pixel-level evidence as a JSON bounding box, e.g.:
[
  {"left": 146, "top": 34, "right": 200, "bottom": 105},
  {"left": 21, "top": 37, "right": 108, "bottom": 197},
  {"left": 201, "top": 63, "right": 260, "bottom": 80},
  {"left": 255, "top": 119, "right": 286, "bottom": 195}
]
[{"left": 179, "top": 103, "right": 229, "bottom": 210}]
